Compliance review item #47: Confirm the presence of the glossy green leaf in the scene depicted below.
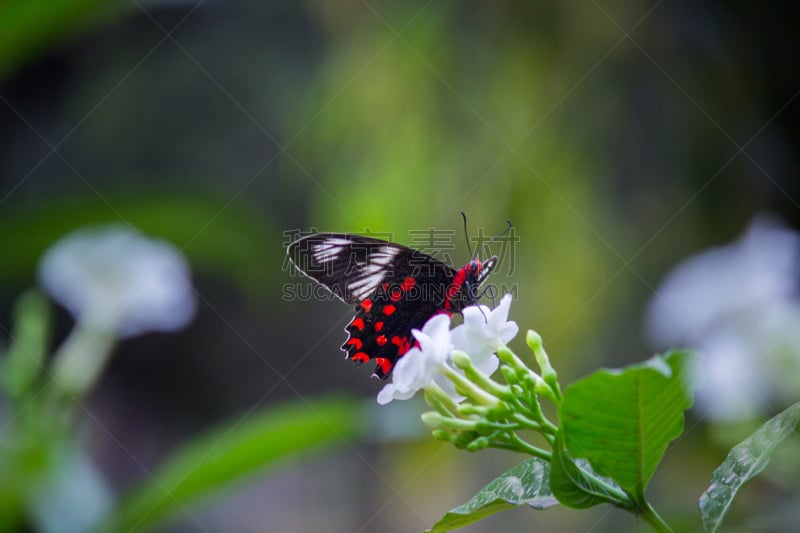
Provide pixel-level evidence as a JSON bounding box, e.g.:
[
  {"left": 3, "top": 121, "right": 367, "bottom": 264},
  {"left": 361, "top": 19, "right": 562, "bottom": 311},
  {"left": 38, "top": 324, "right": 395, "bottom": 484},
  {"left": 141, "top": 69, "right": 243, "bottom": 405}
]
[
  {"left": 549, "top": 431, "right": 628, "bottom": 509},
  {"left": 559, "top": 350, "right": 695, "bottom": 502},
  {"left": 699, "top": 402, "right": 800, "bottom": 532},
  {"left": 102, "top": 396, "right": 365, "bottom": 533},
  {"left": 427, "top": 457, "right": 557, "bottom": 532},
  {"left": 1, "top": 290, "right": 50, "bottom": 399}
]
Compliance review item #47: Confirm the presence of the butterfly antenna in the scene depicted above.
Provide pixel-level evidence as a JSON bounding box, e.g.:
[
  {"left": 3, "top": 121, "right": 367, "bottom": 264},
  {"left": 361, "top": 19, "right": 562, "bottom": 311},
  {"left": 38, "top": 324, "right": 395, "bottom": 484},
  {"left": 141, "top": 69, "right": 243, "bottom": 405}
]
[
  {"left": 475, "top": 219, "right": 513, "bottom": 259},
  {"left": 460, "top": 211, "right": 474, "bottom": 257},
  {"left": 467, "top": 280, "right": 497, "bottom": 321},
  {"left": 477, "top": 284, "right": 497, "bottom": 307}
]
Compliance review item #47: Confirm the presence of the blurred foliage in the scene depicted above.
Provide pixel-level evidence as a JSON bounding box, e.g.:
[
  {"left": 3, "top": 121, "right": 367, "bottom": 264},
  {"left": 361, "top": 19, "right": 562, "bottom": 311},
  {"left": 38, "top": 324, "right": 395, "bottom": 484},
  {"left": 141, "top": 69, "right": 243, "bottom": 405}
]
[
  {"left": 0, "top": 191, "right": 281, "bottom": 299},
  {"left": 0, "top": 290, "right": 49, "bottom": 398},
  {"left": 0, "top": 0, "right": 127, "bottom": 81},
  {"left": 0, "top": 0, "right": 798, "bottom": 531},
  {"left": 103, "top": 396, "right": 364, "bottom": 532},
  {"left": 0, "top": 289, "right": 365, "bottom": 531},
  {"left": 0, "top": 224, "right": 366, "bottom": 532}
]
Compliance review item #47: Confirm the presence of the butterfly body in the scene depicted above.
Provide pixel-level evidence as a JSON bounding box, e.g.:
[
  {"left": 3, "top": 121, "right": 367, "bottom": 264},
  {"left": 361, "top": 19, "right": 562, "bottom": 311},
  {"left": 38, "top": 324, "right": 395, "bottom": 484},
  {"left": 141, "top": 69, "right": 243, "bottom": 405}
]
[{"left": 287, "top": 233, "right": 497, "bottom": 378}]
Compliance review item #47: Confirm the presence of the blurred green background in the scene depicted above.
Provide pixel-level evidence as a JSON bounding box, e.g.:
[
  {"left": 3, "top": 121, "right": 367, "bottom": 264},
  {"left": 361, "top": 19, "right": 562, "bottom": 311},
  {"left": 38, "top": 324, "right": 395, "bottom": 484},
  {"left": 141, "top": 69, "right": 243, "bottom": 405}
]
[{"left": 1, "top": 1, "right": 798, "bottom": 531}]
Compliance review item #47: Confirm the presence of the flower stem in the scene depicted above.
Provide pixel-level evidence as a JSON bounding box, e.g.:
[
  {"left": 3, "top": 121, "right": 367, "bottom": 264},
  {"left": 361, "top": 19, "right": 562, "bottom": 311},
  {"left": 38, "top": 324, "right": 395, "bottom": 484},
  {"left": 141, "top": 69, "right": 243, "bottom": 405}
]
[
  {"left": 508, "top": 392, "right": 539, "bottom": 419},
  {"left": 51, "top": 323, "right": 116, "bottom": 397},
  {"left": 510, "top": 412, "right": 543, "bottom": 431},
  {"left": 496, "top": 346, "right": 534, "bottom": 377},
  {"left": 507, "top": 432, "right": 551, "bottom": 461},
  {"left": 442, "top": 366, "right": 499, "bottom": 406},
  {"left": 425, "top": 384, "right": 461, "bottom": 417},
  {"left": 452, "top": 351, "right": 513, "bottom": 400},
  {"left": 639, "top": 501, "right": 674, "bottom": 533},
  {"left": 526, "top": 330, "right": 563, "bottom": 402},
  {"left": 497, "top": 346, "right": 557, "bottom": 402},
  {"left": 538, "top": 416, "right": 559, "bottom": 436}
]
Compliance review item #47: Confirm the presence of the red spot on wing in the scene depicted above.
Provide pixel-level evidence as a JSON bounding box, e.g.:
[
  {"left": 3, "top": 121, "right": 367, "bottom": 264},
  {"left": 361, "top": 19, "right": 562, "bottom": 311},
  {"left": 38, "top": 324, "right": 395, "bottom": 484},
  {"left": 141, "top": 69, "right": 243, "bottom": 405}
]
[
  {"left": 361, "top": 298, "right": 373, "bottom": 313},
  {"left": 350, "top": 317, "right": 365, "bottom": 330},
  {"left": 383, "top": 304, "right": 397, "bottom": 316},
  {"left": 391, "top": 335, "right": 410, "bottom": 355},
  {"left": 389, "top": 289, "right": 402, "bottom": 302},
  {"left": 376, "top": 335, "right": 387, "bottom": 346},
  {"left": 352, "top": 352, "right": 370, "bottom": 364},
  {"left": 401, "top": 276, "right": 415, "bottom": 291},
  {"left": 375, "top": 357, "right": 392, "bottom": 376},
  {"left": 346, "top": 338, "right": 363, "bottom": 350},
  {"left": 374, "top": 321, "right": 384, "bottom": 332}
]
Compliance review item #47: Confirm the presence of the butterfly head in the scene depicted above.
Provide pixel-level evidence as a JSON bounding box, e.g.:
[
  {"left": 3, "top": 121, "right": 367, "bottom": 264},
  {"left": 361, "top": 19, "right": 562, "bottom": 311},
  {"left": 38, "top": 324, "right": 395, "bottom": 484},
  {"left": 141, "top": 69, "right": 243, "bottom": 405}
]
[
  {"left": 446, "top": 255, "right": 499, "bottom": 311},
  {"left": 467, "top": 256, "right": 498, "bottom": 291}
]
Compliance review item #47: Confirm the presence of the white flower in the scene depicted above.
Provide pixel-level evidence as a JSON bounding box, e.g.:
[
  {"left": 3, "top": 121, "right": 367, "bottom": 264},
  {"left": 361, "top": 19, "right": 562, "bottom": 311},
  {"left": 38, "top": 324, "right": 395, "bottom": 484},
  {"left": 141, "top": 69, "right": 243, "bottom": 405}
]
[
  {"left": 645, "top": 215, "right": 800, "bottom": 422},
  {"left": 38, "top": 225, "right": 197, "bottom": 338},
  {"left": 451, "top": 294, "right": 518, "bottom": 375},
  {"left": 377, "top": 314, "right": 453, "bottom": 405},
  {"left": 377, "top": 295, "right": 521, "bottom": 405}
]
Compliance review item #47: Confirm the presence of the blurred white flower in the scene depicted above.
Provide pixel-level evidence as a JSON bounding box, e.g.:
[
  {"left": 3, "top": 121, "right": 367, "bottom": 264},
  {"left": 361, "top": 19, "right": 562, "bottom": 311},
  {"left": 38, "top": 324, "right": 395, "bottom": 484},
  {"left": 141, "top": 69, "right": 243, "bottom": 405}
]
[
  {"left": 377, "top": 314, "right": 453, "bottom": 405},
  {"left": 38, "top": 225, "right": 197, "bottom": 338},
  {"left": 451, "top": 293, "right": 518, "bottom": 376},
  {"left": 645, "top": 215, "right": 800, "bottom": 422}
]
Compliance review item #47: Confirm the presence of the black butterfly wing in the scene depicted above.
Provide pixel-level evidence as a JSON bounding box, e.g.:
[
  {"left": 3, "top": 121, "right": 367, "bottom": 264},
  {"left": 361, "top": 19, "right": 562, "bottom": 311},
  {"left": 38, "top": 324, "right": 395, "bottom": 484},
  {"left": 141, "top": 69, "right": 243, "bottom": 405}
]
[
  {"left": 341, "top": 252, "right": 458, "bottom": 379},
  {"left": 288, "top": 233, "right": 457, "bottom": 378},
  {"left": 287, "top": 233, "right": 457, "bottom": 304}
]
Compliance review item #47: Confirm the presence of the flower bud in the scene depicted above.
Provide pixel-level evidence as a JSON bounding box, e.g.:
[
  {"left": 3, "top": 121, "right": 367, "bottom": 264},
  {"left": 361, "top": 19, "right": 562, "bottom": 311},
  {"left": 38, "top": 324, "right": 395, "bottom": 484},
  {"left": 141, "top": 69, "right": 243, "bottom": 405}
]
[
  {"left": 450, "top": 350, "right": 472, "bottom": 370},
  {"left": 421, "top": 411, "right": 444, "bottom": 428},
  {"left": 466, "top": 436, "right": 490, "bottom": 452}
]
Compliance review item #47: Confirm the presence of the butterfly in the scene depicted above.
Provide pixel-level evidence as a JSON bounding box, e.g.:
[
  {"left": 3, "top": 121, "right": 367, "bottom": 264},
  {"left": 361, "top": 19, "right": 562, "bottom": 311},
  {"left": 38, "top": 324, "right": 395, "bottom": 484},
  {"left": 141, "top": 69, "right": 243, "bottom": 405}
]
[{"left": 287, "top": 232, "right": 498, "bottom": 379}]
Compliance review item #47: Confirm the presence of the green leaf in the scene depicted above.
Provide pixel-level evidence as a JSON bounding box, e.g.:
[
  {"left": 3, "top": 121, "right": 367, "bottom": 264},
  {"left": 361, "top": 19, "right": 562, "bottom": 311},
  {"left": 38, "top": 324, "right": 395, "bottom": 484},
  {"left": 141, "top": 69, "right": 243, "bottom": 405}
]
[
  {"left": 102, "top": 396, "right": 365, "bottom": 532},
  {"left": 559, "top": 350, "right": 695, "bottom": 502},
  {"left": 699, "top": 402, "right": 800, "bottom": 532},
  {"left": 426, "top": 457, "right": 557, "bottom": 532},
  {"left": 1, "top": 290, "right": 50, "bottom": 399},
  {"left": 549, "top": 431, "right": 628, "bottom": 509}
]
